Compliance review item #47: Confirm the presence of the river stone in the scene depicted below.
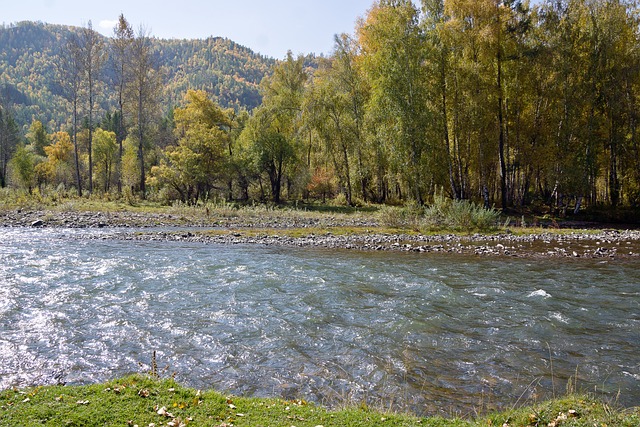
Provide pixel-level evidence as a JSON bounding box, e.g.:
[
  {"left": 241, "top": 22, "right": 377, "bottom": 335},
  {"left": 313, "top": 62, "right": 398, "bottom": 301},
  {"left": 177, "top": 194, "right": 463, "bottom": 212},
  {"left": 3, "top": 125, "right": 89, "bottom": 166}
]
[{"left": 31, "top": 219, "right": 44, "bottom": 227}]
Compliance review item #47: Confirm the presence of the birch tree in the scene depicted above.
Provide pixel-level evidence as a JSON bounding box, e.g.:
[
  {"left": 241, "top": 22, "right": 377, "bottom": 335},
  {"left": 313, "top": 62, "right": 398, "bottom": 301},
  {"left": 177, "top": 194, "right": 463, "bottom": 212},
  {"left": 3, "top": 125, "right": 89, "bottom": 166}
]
[
  {"left": 111, "top": 14, "right": 134, "bottom": 193},
  {"left": 79, "top": 21, "right": 106, "bottom": 194},
  {"left": 127, "top": 25, "right": 161, "bottom": 199},
  {"left": 59, "top": 32, "right": 84, "bottom": 196},
  {"left": 358, "top": 0, "right": 431, "bottom": 204}
]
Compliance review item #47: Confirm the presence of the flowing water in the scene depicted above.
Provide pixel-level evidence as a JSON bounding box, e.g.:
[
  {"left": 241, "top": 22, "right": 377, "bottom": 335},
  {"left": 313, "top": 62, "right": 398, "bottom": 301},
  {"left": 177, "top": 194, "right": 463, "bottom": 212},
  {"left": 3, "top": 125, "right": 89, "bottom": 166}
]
[{"left": 1, "top": 228, "right": 639, "bottom": 415}]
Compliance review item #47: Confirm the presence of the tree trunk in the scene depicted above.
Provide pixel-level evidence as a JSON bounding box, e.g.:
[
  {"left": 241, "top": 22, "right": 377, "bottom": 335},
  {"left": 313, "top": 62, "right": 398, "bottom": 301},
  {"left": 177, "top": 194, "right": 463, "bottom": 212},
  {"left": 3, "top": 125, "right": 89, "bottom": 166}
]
[
  {"left": 609, "top": 113, "right": 620, "bottom": 207},
  {"left": 441, "top": 53, "right": 458, "bottom": 200},
  {"left": 138, "top": 89, "right": 146, "bottom": 199},
  {"left": 497, "top": 38, "right": 507, "bottom": 211},
  {"left": 73, "top": 98, "right": 82, "bottom": 197}
]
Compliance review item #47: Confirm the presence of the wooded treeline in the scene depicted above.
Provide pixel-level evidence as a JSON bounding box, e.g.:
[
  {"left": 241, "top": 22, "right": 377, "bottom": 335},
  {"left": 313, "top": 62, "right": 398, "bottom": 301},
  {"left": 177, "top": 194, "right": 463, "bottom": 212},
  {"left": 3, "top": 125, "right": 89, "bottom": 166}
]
[{"left": 3, "top": 0, "right": 640, "bottom": 212}]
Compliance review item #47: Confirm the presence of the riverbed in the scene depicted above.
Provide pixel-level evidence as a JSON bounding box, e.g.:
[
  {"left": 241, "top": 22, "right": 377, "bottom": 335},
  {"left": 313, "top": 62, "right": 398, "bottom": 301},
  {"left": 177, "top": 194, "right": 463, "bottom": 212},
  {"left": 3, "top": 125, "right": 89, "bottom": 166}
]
[{"left": 1, "top": 228, "right": 638, "bottom": 416}]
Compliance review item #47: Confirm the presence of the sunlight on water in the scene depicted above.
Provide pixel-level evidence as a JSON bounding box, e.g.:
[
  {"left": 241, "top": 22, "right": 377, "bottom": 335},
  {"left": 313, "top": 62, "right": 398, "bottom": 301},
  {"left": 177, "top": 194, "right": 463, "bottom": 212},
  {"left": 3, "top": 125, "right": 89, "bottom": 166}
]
[{"left": 0, "top": 228, "right": 639, "bottom": 415}]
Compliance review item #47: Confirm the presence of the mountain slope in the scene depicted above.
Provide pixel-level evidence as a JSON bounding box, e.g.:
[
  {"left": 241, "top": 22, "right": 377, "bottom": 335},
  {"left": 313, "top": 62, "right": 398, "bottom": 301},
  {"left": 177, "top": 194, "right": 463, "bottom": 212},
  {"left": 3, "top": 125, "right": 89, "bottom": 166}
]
[{"left": 0, "top": 21, "right": 275, "bottom": 132}]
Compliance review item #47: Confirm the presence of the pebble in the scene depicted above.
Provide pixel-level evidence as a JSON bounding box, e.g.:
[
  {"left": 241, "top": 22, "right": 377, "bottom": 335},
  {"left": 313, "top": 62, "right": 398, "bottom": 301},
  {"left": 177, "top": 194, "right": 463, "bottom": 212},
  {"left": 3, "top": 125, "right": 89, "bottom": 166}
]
[{"left": 2, "top": 209, "right": 640, "bottom": 259}]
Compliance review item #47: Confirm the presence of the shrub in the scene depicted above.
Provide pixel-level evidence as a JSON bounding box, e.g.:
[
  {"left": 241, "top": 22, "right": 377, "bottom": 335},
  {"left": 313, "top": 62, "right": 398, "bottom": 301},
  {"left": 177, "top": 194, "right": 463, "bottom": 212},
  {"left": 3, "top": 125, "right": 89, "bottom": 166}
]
[
  {"left": 377, "top": 202, "right": 424, "bottom": 229},
  {"left": 423, "top": 197, "right": 499, "bottom": 232}
]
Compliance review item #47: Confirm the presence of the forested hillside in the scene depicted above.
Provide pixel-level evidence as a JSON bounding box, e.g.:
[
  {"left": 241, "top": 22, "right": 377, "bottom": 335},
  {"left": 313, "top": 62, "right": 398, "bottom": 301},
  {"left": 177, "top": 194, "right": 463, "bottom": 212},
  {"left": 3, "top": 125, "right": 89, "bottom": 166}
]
[{"left": 0, "top": 21, "right": 275, "bottom": 131}]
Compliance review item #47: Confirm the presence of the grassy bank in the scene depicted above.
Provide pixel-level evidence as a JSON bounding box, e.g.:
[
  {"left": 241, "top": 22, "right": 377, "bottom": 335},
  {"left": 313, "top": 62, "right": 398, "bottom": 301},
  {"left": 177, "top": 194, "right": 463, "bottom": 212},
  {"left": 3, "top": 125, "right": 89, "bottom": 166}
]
[
  {"left": 0, "top": 189, "right": 512, "bottom": 235},
  {"left": 1, "top": 375, "right": 638, "bottom": 426}
]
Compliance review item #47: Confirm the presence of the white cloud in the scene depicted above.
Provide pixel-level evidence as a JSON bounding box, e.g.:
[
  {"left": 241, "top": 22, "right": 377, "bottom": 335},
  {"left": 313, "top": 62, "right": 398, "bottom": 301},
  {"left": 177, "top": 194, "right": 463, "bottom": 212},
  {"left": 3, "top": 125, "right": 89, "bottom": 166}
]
[{"left": 99, "top": 20, "right": 118, "bottom": 31}]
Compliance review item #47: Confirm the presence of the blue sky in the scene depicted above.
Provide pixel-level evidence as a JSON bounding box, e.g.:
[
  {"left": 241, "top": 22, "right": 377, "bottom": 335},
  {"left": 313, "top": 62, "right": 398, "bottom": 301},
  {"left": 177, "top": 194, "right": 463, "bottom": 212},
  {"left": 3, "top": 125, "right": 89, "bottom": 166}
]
[{"left": 3, "top": 0, "right": 376, "bottom": 59}]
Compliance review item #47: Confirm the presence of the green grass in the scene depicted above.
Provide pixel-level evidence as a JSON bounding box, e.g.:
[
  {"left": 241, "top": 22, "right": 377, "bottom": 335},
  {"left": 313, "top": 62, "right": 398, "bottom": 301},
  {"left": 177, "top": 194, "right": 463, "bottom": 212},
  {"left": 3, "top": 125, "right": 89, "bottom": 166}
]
[{"left": 0, "top": 375, "right": 638, "bottom": 426}]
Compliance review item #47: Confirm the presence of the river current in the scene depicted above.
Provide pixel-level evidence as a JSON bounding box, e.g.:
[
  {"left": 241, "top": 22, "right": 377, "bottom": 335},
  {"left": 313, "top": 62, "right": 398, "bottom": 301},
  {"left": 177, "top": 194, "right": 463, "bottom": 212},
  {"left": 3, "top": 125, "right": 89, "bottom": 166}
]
[{"left": 1, "top": 228, "right": 638, "bottom": 415}]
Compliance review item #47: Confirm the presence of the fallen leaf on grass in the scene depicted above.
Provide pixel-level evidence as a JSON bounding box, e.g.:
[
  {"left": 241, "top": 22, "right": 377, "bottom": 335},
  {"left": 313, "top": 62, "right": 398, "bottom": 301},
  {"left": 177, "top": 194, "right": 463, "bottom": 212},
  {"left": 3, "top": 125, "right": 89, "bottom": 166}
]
[{"left": 156, "top": 406, "right": 175, "bottom": 417}]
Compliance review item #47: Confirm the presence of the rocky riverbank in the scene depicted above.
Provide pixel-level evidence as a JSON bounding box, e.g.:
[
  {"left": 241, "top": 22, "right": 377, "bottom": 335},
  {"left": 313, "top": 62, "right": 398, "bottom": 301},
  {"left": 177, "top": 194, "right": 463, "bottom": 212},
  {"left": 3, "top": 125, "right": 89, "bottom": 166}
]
[
  {"left": 102, "top": 228, "right": 640, "bottom": 259},
  {"left": 2, "top": 208, "right": 640, "bottom": 259},
  {"left": 0, "top": 208, "right": 376, "bottom": 229}
]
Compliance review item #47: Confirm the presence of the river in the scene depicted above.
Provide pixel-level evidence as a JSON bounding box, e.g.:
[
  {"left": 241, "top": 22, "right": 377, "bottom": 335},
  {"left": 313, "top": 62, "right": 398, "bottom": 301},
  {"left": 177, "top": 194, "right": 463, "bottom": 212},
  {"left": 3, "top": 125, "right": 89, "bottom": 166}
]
[{"left": 1, "top": 228, "right": 638, "bottom": 415}]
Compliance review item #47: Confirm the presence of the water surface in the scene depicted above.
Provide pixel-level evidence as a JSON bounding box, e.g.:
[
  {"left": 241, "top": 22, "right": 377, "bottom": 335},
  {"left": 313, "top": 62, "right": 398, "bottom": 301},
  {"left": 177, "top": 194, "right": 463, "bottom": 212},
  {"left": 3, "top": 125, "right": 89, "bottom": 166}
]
[{"left": 1, "top": 228, "right": 638, "bottom": 415}]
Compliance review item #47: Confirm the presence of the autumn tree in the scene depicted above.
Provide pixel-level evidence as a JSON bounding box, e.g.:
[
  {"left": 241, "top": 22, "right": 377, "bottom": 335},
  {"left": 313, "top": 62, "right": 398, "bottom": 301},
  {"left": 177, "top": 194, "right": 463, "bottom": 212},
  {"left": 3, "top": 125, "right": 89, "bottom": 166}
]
[
  {"left": 422, "top": 0, "right": 459, "bottom": 200},
  {"left": 35, "top": 131, "right": 74, "bottom": 189},
  {"left": 303, "top": 34, "right": 370, "bottom": 206},
  {"left": 93, "top": 128, "right": 117, "bottom": 192},
  {"left": 150, "top": 90, "right": 232, "bottom": 203},
  {"left": 358, "top": 0, "right": 431, "bottom": 204}
]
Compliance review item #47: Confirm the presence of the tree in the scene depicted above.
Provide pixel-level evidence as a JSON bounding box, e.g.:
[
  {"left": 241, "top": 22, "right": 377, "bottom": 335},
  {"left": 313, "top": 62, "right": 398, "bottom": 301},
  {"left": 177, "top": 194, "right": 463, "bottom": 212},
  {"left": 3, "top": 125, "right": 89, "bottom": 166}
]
[
  {"left": 0, "top": 104, "right": 20, "bottom": 188},
  {"left": 422, "top": 0, "right": 460, "bottom": 200},
  {"left": 304, "top": 58, "right": 355, "bottom": 205},
  {"left": 93, "top": 128, "right": 117, "bottom": 192},
  {"left": 34, "top": 131, "right": 74, "bottom": 189},
  {"left": 358, "top": 0, "right": 431, "bottom": 204},
  {"left": 126, "top": 25, "right": 161, "bottom": 199},
  {"left": 227, "top": 110, "right": 255, "bottom": 201},
  {"left": 59, "top": 31, "right": 85, "bottom": 196},
  {"left": 444, "top": 0, "right": 513, "bottom": 208},
  {"left": 25, "top": 120, "right": 49, "bottom": 157},
  {"left": 150, "top": 90, "right": 232, "bottom": 203},
  {"left": 241, "top": 109, "right": 295, "bottom": 204},
  {"left": 303, "top": 34, "right": 370, "bottom": 206},
  {"left": 9, "top": 143, "right": 35, "bottom": 192},
  {"left": 243, "top": 52, "right": 307, "bottom": 203},
  {"left": 79, "top": 21, "right": 106, "bottom": 194},
  {"left": 111, "top": 14, "right": 134, "bottom": 193}
]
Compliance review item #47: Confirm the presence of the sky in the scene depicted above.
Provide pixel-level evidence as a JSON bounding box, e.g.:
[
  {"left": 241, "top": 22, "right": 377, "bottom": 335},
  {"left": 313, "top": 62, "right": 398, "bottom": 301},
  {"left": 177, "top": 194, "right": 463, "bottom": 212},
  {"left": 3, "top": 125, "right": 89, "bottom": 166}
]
[{"left": 2, "top": 0, "right": 377, "bottom": 59}]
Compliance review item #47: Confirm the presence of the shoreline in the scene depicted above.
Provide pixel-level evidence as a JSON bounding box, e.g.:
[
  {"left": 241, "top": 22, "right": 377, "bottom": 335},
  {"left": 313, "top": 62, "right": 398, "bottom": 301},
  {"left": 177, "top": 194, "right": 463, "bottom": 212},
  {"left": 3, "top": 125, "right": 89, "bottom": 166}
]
[
  {"left": 2, "top": 375, "right": 638, "bottom": 426},
  {"left": 3, "top": 208, "right": 640, "bottom": 259}
]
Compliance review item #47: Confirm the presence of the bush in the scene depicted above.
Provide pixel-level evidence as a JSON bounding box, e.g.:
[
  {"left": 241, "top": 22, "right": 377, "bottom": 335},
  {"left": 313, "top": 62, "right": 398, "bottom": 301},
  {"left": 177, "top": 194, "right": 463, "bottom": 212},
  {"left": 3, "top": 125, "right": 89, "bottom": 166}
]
[
  {"left": 379, "top": 194, "right": 500, "bottom": 232},
  {"left": 377, "top": 202, "right": 424, "bottom": 229},
  {"left": 423, "top": 197, "right": 500, "bottom": 232}
]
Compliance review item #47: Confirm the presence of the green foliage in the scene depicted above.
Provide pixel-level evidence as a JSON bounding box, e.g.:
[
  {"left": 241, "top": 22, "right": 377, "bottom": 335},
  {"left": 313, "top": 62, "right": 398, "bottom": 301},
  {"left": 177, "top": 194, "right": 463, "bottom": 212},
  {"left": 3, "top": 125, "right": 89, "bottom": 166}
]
[
  {"left": 377, "top": 194, "right": 500, "bottom": 232},
  {"left": 121, "top": 135, "right": 141, "bottom": 191},
  {"left": 239, "top": 52, "right": 307, "bottom": 203},
  {"left": 359, "top": 0, "right": 431, "bottom": 204},
  {"left": 8, "top": 143, "right": 36, "bottom": 191},
  {"left": 377, "top": 202, "right": 425, "bottom": 229},
  {"left": 0, "top": 104, "right": 21, "bottom": 187},
  {"left": 150, "top": 90, "right": 233, "bottom": 203},
  {"left": 92, "top": 128, "right": 117, "bottom": 192},
  {"left": 422, "top": 192, "right": 500, "bottom": 231},
  {"left": 25, "top": 120, "right": 48, "bottom": 156}
]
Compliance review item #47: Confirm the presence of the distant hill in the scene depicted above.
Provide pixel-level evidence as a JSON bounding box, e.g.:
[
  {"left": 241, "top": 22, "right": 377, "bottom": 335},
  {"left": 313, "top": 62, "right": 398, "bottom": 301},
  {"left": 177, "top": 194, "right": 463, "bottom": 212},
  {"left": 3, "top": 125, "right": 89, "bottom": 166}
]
[{"left": 0, "top": 21, "right": 276, "bottom": 132}]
